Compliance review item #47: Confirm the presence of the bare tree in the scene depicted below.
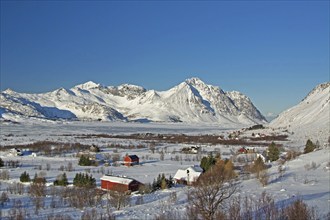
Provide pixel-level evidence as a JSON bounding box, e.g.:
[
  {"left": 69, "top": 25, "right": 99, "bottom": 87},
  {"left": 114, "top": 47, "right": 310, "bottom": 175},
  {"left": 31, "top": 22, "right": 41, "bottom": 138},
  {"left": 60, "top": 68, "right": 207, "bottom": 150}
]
[
  {"left": 284, "top": 199, "right": 317, "bottom": 220},
  {"left": 187, "top": 165, "right": 238, "bottom": 220},
  {"left": 107, "top": 186, "right": 130, "bottom": 210},
  {"left": 0, "top": 192, "right": 9, "bottom": 207}
]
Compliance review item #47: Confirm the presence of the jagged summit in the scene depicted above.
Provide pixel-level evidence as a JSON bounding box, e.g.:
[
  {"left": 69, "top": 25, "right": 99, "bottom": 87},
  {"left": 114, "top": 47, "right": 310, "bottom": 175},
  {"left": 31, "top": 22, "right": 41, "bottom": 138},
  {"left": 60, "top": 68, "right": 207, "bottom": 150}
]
[
  {"left": 185, "top": 77, "right": 205, "bottom": 85},
  {"left": 304, "top": 82, "right": 330, "bottom": 101},
  {"left": 0, "top": 78, "right": 267, "bottom": 125},
  {"left": 74, "top": 81, "right": 101, "bottom": 90}
]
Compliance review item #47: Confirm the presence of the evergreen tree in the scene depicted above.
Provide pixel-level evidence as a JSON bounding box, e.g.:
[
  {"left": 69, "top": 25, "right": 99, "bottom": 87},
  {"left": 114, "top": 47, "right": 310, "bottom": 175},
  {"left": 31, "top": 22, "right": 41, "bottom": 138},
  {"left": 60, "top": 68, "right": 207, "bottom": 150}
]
[
  {"left": 0, "top": 158, "right": 4, "bottom": 167},
  {"left": 200, "top": 154, "right": 216, "bottom": 172},
  {"left": 78, "top": 155, "right": 93, "bottom": 166},
  {"left": 151, "top": 173, "right": 173, "bottom": 191},
  {"left": 268, "top": 142, "right": 280, "bottom": 161},
  {"left": 20, "top": 171, "right": 31, "bottom": 182},
  {"left": 73, "top": 172, "right": 95, "bottom": 188},
  {"left": 54, "top": 173, "right": 69, "bottom": 186},
  {"left": 304, "top": 139, "right": 316, "bottom": 154}
]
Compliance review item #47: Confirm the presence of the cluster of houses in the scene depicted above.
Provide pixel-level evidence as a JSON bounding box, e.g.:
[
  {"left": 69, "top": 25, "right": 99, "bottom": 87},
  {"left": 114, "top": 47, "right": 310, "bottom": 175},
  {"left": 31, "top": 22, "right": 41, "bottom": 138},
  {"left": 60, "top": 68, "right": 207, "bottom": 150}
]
[
  {"left": 181, "top": 146, "right": 200, "bottom": 154},
  {"left": 100, "top": 162, "right": 203, "bottom": 192},
  {"left": 237, "top": 147, "right": 267, "bottom": 163}
]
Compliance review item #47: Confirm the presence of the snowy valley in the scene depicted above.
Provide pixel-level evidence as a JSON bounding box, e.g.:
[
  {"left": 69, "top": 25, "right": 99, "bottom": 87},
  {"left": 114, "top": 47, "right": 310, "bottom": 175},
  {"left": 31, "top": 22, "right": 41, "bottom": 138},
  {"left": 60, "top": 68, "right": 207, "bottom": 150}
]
[{"left": 0, "top": 81, "right": 329, "bottom": 220}]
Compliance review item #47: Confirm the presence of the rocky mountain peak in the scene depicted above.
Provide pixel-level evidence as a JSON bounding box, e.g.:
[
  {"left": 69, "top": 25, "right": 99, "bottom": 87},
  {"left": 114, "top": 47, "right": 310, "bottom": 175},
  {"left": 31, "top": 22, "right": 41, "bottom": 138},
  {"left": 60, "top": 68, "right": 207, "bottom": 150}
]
[{"left": 74, "top": 81, "right": 101, "bottom": 90}]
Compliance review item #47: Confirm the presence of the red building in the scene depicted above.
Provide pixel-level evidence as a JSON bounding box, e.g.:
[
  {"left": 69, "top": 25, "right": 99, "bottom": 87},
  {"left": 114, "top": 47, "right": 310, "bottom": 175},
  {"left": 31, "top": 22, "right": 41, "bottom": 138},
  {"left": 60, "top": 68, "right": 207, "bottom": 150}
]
[
  {"left": 100, "top": 175, "right": 142, "bottom": 192},
  {"left": 123, "top": 155, "right": 139, "bottom": 166}
]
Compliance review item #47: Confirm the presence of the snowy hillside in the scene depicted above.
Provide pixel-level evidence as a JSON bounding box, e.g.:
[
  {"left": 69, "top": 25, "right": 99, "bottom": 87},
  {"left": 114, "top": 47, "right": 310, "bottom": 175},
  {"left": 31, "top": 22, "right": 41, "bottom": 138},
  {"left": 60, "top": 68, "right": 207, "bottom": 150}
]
[
  {"left": 0, "top": 77, "right": 267, "bottom": 125},
  {"left": 271, "top": 82, "right": 330, "bottom": 145}
]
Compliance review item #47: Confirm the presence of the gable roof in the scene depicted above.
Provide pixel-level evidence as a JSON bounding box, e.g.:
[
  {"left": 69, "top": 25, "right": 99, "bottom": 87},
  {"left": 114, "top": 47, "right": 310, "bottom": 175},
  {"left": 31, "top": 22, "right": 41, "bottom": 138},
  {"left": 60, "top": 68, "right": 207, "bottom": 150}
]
[
  {"left": 126, "top": 155, "right": 139, "bottom": 160},
  {"left": 173, "top": 165, "right": 203, "bottom": 182},
  {"left": 100, "top": 175, "right": 137, "bottom": 185}
]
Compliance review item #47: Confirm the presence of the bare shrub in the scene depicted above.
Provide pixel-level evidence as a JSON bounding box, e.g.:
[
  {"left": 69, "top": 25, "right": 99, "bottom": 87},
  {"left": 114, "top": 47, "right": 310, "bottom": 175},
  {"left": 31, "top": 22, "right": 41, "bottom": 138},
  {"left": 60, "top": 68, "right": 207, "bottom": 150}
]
[
  {"left": 112, "top": 154, "right": 121, "bottom": 164},
  {"left": 259, "top": 170, "right": 269, "bottom": 187},
  {"left": 29, "top": 181, "right": 46, "bottom": 214},
  {"left": 59, "top": 165, "right": 64, "bottom": 171},
  {"left": 0, "top": 170, "right": 10, "bottom": 180},
  {"left": 46, "top": 163, "right": 51, "bottom": 171},
  {"left": 227, "top": 195, "right": 242, "bottom": 220},
  {"left": 135, "top": 195, "right": 144, "bottom": 205},
  {"left": 169, "top": 191, "right": 177, "bottom": 203},
  {"left": 65, "top": 187, "right": 102, "bottom": 209},
  {"left": 7, "top": 182, "right": 25, "bottom": 195},
  {"left": 81, "top": 208, "right": 101, "bottom": 220},
  {"left": 187, "top": 164, "right": 238, "bottom": 220},
  {"left": 138, "top": 183, "right": 152, "bottom": 194},
  {"left": 284, "top": 199, "right": 317, "bottom": 220},
  {"left": 254, "top": 191, "right": 278, "bottom": 219},
  {"left": 286, "top": 150, "right": 301, "bottom": 161},
  {"left": 110, "top": 191, "right": 130, "bottom": 210},
  {"left": 155, "top": 210, "right": 182, "bottom": 220},
  {"left": 304, "top": 161, "right": 319, "bottom": 171},
  {"left": 8, "top": 199, "right": 26, "bottom": 220},
  {"left": 66, "top": 162, "right": 74, "bottom": 171},
  {"left": 0, "top": 192, "right": 9, "bottom": 206},
  {"left": 46, "top": 213, "right": 73, "bottom": 220},
  {"left": 278, "top": 165, "right": 285, "bottom": 179}
]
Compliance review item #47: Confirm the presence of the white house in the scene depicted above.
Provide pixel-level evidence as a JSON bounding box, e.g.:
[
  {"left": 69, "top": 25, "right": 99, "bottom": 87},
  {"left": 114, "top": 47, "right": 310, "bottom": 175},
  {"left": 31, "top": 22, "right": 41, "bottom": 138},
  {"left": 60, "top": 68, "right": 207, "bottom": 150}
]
[
  {"left": 173, "top": 165, "right": 203, "bottom": 185},
  {"left": 9, "top": 148, "right": 23, "bottom": 156}
]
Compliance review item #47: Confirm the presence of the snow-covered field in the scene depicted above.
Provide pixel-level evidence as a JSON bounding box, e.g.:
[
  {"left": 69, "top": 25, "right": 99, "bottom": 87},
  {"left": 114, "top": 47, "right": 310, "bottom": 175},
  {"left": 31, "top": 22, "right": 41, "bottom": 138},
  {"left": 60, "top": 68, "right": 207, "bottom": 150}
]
[{"left": 0, "top": 121, "right": 329, "bottom": 219}]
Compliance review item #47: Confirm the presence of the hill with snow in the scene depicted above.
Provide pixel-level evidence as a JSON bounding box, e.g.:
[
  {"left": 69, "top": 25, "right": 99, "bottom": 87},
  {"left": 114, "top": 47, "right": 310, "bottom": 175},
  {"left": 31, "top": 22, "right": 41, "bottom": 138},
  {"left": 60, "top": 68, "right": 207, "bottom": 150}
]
[
  {"left": 0, "top": 77, "right": 267, "bottom": 125},
  {"left": 271, "top": 82, "right": 330, "bottom": 145}
]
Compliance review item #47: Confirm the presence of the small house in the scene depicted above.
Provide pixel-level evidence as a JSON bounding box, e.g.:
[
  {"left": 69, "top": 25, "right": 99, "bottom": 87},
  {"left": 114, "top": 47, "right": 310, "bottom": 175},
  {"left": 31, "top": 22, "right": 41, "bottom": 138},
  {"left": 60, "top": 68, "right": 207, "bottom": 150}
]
[
  {"left": 90, "top": 145, "right": 100, "bottom": 152},
  {"left": 173, "top": 165, "right": 203, "bottom": 185},
  {"left": 100, "top": 175, "right": 142, "bottom": 192},
  {"left": 238, "top": 147, "right": 248, "bottom": 154},
  {"left": 124, "top": 155, "right": 139, "bottom": 166},
  {"left": 9, "top": 148, "right": 23, "bottom": 156}
]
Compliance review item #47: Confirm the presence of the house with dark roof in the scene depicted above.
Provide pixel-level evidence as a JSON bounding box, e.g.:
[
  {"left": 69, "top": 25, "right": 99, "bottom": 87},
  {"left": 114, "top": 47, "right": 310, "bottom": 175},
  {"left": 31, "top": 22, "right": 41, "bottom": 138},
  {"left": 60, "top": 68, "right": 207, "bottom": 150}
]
[{"left": 123, "top": 155, "right": 139, "bottom": 166}]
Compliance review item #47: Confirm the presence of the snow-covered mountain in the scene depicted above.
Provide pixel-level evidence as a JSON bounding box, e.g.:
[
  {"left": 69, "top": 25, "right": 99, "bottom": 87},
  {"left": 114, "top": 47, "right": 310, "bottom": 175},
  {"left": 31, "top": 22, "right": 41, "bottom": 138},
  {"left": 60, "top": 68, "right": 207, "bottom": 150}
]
[
  {"left": 271, "top": 82, "right": 330, "bottom": 144},
  {"left": 0, "top": 77, "right": 267, "bottom": 125}
]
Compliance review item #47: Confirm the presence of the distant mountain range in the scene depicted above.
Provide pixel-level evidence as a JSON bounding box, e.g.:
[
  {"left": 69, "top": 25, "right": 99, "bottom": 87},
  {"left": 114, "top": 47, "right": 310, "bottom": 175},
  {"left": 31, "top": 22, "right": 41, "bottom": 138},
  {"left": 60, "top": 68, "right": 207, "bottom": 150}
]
[{"left": 0, "top": 77, "right": 267, "bottom": 125}]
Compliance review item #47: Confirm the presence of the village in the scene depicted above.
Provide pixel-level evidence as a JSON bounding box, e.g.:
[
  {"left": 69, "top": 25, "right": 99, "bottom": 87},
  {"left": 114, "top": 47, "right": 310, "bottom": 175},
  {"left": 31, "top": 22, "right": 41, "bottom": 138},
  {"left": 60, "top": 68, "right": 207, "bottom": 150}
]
[
  {"left": 0, "top": 124, "right": 327, "bottom": 220},
  {"left": 1, "top": 129, "right": 287, "bottom": 193}
]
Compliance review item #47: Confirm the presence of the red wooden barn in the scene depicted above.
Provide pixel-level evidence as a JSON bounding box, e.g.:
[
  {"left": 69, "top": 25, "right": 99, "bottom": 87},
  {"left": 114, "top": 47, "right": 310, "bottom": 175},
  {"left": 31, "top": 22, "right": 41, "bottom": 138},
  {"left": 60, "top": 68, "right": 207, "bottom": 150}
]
[
  {"left": 123, "top": 155, "right": 139, "bottom": 166},
  {"left": 100, "top": 175, "right": 142, "bottom": 192}
]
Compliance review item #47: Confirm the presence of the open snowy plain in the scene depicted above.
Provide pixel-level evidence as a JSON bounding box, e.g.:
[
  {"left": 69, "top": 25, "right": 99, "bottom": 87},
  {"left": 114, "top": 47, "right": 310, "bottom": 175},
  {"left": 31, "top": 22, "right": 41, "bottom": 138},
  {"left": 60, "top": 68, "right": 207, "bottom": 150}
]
[{"left": 0, "top": 120, "right": 329, "bottom": 219}]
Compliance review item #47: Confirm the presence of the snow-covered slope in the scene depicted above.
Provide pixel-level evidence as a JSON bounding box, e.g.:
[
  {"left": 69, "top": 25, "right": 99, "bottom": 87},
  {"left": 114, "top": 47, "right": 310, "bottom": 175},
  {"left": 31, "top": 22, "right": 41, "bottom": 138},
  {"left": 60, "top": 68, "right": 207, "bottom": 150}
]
[
  {"left": 271, "top": 82, "right": 330, "bottom": 144},
  {"left": 0, "top": 77, "right": 267, "bottom": 125}
]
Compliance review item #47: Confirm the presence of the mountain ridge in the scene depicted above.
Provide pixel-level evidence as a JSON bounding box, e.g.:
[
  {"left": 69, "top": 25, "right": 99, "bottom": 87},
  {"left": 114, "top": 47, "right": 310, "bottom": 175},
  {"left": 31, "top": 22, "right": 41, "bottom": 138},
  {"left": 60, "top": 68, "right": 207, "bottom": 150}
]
[
  {"left": 270, "top": 82, "right": 330, "bottom": 144},
  {"left": 0, "top": 77, "right": 267, "bottom": 125}
]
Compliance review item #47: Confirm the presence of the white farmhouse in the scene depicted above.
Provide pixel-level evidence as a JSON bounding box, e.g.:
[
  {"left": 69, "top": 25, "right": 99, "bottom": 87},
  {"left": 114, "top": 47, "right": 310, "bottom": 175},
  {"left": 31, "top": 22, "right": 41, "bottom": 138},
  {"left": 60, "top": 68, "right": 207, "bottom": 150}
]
[
  {"left": 173, "top": 165, "right": 203, "bottom": 185},
  {"left": 9, "top": 148, "right": 23, "bottom": 156}
]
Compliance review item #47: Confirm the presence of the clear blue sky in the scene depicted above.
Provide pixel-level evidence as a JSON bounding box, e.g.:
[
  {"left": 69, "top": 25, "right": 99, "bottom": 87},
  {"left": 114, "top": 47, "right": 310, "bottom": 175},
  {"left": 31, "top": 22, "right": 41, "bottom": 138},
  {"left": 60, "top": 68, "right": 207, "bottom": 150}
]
[{"left": 1, "top": 1, "right": 329, "bottom": 117}]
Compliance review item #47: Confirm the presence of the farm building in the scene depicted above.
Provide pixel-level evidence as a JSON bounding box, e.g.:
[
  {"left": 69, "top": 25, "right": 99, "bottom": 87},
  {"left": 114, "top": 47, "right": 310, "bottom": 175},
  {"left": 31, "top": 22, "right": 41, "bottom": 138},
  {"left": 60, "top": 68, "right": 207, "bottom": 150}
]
[
  {"left": 9, "top": 148, "right": 23, "bottom": 156},
  {"left": 173, "top": 165, "right": 203, "bottom": 185},
  {"left": 100, "top": 175, "right": 142, "bottom": 192},
  {"left": 123, "top": 155, "right": 139, "bottom": 166}
]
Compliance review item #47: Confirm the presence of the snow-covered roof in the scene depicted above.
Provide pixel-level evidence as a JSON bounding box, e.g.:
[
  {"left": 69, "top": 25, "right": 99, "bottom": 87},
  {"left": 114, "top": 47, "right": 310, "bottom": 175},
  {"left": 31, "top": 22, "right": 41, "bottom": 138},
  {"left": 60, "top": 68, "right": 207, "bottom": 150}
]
[
  {"left": 100, "top": 175, "right": 135, "bottom": 185},
  {"left": 173, "top": 165, "right": 203, "bottom": 183}
]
